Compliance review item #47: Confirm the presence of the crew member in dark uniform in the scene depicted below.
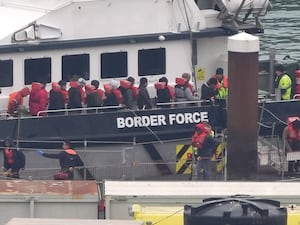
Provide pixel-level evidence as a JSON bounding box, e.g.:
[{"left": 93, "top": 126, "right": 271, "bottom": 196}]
[{"left": 38, "top": 140, "right": 84, "bottom": 180}]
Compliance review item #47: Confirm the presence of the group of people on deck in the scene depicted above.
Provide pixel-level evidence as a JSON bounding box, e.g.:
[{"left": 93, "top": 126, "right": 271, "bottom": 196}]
[{"left": 6, "top": 68, "right": 229, "bottom": 117}]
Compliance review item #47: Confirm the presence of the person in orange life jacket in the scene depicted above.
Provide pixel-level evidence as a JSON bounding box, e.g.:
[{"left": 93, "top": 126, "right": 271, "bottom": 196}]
[
  {"left": 155, "top": 76, "right": 175, "bottom": 108},
  {"left": 212, "top": 67, "right": 228, "bottom": 99},
  {"left": 2, "top": 136, "right": 25, "bottom": 178},
  {"left": 174, "top": 76, "right": 200, "bottom": 104},
  {"left": 181, "top": 73, "right": 195, "bottom": 94},
  {"left": 201, "top": 77, "right": 218, "bottom": 106},
  {"left": 282, "top": 117, "right": 300, "bottom": 173},
  {"left": 119, "top": 76, "right": 138, "bottom": 110},
  {"left": 29, "top": 82, "right": 49, "bottom": 116},
  {"left": 85, "top": 81, "right": 105, "bottom": 113},
  {"left": 192, "top": 122, "right": 218, "bottom": 180},
  {"left": 103, "top": 80, "right": 123, "bottom": 109},
  {"left": 48, "top": 82, "right": 66, "bottom": 115},
  {"left": 67, "top": 78, "right": 85, "bottom": 114},
  {"left": 137, "top": 77, "right": 153, "bottom": 110},
  {"left": 37, "top": 140, "right": 84, "bottom": 180},
  {"left": 91, "top": 80, "right": 106, "bottom": 102},
  {"left": 7, "top": 87, "right": 30, "bottom": 116}
]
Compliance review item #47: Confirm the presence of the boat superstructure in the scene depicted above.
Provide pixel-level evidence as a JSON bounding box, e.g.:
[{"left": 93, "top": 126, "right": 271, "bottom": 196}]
[{"left": 0, "top": 0, "right": 289, "bottom": 182}]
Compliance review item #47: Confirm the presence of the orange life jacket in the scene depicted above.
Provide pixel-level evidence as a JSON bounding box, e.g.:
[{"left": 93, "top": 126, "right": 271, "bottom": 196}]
[
  {"left": 213, "top": 75, "right": 228, "bottom": 90},
  {"left": 65, "top": 149, "right": 77, "bottom": 155}
]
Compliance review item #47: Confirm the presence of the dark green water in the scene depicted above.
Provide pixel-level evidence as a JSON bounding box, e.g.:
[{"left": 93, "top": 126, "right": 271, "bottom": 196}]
[{"left": 259, "top": 0, "right": 300, "bottom": 61}]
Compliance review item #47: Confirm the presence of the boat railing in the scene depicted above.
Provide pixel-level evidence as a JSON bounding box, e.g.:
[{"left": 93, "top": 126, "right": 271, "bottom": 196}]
[
  {"left": 156, "top": 99, "right": 216, "bottom": 107},
  {"left": 36, "top": 105, "right": 123, "bottom": 117}
]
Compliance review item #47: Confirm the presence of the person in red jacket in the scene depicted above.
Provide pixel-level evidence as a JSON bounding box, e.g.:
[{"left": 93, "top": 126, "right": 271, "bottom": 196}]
[
  {"left": 29, "top": 82, "right": 49, "bottom": 116},
  {"left": 7, "top": 87, "right": 30, "bottom": 116}
]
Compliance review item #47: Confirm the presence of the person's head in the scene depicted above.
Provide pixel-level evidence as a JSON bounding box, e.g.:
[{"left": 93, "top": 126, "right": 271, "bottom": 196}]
[
  {"left": 19, "top": 87, "right": 30, "bottom": 97},
  {"left": 139, "top": 77, "right": 148, "bottom": 87},
  {"left": 91, "top": 80, "right": 99, "bottom": 89},
  {"left": 58, "top": 80, "right": 67, "bottom": 89},
  {"left": 63, "top": 140, "right": 72, "bottom": 149},
  {"left": 275, "top": 64, "right": 285, "bottom": 76},
  {"left": 127, "top": 76, "right": 135, "bottom": 85},
  {"left": 181, "top": 73, "right": 191, "bottom": 82},
  {"left": 78, "top": 77, "right": 87, "bottom": 87},
  {"left": 109, "top": 80, "right": 119, "bottom": 89},
  {"left": 207, "top": 77, "right": 218, "bottom": 88},
  {"left": 216, "top": 67, "right": 224, "bottom": 81},
  {"left": 159, "top": 76, "right": 168, "bottom": 85},
  {"left": 4, "top": 136, "right": 14, "bottom": 147}
]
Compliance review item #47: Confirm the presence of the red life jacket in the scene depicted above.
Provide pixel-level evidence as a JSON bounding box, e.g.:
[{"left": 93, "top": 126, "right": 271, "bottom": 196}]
[
  {"left": 131, "top": 86, "right": 139, "bottom": 98},
  {"left": 167, "top": 85, "right": 175, "bottom": 100},
  {"left": 4, "top": 148, "right": 14, "bottom": 164},
  {"left": 112, "top": 89, "right": 123, "bottom": 104},
  {"left": 192, "top": 123, "right": 209, "bottom": 148}
]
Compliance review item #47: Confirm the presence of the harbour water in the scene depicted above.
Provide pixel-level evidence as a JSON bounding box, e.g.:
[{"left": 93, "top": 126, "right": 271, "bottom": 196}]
[{"left": 259, "top": 0, "right": 300, "bottom": 62}]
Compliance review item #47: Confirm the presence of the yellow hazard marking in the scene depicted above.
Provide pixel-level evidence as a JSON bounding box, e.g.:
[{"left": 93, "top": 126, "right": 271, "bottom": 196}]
[
  {"left": 212, "top": 141, "right": 227, "bottom": 173},
  {"left": 195, "top": 67, "right": 206, "bottom": 81},
  {"left": 176, "top": 145, "right": 193, "bottom": 174}
]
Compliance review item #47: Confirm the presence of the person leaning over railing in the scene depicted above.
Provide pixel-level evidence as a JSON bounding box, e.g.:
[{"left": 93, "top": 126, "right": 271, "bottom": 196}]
[
  {"left": 201, "top": 77, "right": 218, "bottom": 106},
  {"left": 7, "top": 87, "right": 31, "bottom": 117}
]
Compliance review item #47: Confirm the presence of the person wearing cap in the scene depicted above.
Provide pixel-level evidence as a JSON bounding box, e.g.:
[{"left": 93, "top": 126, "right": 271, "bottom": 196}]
[
  {"left": 2, "top": 136, "right": 26, "bottom": 179},
  {"left": 37, "top": 140, "right": 84, "bottom": 180},
  {"left": 283, "top": 117, "right": 300, "bottom": 173},
  {"left": 212, "top": 67, "right": 228, "bottom": 99},
  {"left": 274, "top": 64, "right": 292, "bottom": 100},
  {"left": 192, "top": 122, "right": 218, "bottom": 180}
]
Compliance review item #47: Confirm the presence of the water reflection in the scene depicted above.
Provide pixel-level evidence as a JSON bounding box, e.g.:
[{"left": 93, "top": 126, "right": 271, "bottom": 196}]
[{"left": 259, "top": 0, "right": 300, "bottom": 61}]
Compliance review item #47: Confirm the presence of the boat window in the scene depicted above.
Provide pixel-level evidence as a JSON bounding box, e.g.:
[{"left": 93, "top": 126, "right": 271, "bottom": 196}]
[
  {"left": 24, "top": 57, "right": 51, "bottom": 85},
  {"left": 62, "top": 54, "right": 90, "bottom": 81},
  {"left": 0, "top": 59, "right": 13, "bottom": 87},
  {"left": 138, "top": 48, "right": 166, "bottom": 76},
  {"left": 100, "top": 52, "right": 128, "bottom": 79}
]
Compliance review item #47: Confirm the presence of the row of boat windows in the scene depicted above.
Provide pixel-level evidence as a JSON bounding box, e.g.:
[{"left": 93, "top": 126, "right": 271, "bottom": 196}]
[{"left": 0, "top": 48, "right": 166, "bottom": 87}]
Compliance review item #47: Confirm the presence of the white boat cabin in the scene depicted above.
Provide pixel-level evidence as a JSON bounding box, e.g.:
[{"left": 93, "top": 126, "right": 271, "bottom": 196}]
[{"left": 0, "top": 0, "right": 271, "bottom": 109}]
